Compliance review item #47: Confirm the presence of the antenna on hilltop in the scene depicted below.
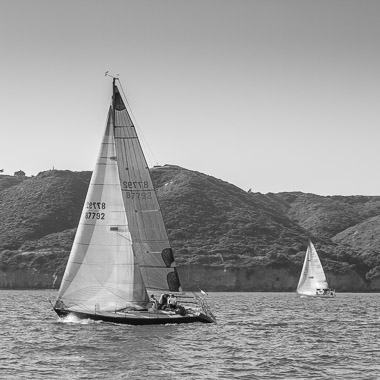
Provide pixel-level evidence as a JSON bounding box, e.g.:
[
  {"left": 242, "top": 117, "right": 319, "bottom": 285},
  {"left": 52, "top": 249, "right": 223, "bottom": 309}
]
[{"left": 105, "top": 71, "right": 119, "bottom": 79}]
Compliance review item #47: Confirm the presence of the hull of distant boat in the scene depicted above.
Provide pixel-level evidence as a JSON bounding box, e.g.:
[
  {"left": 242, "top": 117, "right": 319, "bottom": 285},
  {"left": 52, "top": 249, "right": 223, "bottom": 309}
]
[
  {"left": 54, "top": 308, "right": 215, "bottom": 325},
  {"left": 298, "top": 293, "right": 336, "bottom": 299}
]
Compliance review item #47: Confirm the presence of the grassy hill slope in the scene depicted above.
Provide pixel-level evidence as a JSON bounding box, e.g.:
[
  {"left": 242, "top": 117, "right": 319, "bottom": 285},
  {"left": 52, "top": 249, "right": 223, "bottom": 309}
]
[{"left": 0, "top": 167, "right": 379, "bottom": 290}]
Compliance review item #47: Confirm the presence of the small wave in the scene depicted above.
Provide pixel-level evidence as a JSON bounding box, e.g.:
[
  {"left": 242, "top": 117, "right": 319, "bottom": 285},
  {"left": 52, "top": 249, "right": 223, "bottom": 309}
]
[
  {"left": 263, "top": 322, "right": 289, "bottom": 327},
  {"left": 57, "top": 314, "right": 100, "bottom": 324}
]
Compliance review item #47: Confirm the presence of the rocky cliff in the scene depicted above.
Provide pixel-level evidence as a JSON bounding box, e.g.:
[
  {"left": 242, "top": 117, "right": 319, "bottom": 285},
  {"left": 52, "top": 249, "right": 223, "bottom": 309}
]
[{"left": 0, "top": 257, "right": 370, "bottom": 291}]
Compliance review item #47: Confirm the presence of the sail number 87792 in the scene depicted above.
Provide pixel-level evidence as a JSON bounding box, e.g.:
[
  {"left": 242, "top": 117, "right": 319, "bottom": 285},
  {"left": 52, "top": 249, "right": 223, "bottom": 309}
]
[
  {"left": 84, "top": 202, "right": 106, "bottom": 220},
  {"left": 85, "top": 212, "right": 105, "bottom": 220}
]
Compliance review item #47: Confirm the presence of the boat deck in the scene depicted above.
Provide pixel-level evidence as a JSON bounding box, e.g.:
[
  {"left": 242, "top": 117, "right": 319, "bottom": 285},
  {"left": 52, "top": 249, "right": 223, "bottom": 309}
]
[{"left": 54, "top": 307, "right": 215, "bottom": 325}]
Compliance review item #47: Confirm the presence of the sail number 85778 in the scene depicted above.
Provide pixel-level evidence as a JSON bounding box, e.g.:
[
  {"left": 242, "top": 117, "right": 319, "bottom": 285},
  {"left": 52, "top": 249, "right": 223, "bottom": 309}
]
[
  {"left": 123, "top": 181, "right": 152, "bottom": 200},
  {"left": 86, "top": 202, "right": 106, "bottom": 210}
]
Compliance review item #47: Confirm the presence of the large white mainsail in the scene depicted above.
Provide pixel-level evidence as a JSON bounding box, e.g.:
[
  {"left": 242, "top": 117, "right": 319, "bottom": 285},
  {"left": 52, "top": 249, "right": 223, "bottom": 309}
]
[
  {"left": 112, "top": 84, "right": 182, "bottom": 294},
  {"left": 56, "top": 80, "right": 182, "bottom": 314},
  {"left": 297, "top": 240, "right": 329, "bottom": 296}
]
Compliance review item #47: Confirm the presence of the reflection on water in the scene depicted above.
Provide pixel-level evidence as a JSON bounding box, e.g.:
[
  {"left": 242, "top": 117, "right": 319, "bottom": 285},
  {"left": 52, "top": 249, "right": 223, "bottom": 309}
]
[{"left": 0, "top": 290, "right": 379, "bottom": 379}]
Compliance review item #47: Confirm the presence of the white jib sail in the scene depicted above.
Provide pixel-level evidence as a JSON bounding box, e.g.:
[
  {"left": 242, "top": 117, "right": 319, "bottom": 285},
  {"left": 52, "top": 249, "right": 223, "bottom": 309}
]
[
  {"left": 297, "top": 240, "right": 329, "bottom": 295},
  {"left": 57, "top": 110, "right": 149, "bottom": 313}
]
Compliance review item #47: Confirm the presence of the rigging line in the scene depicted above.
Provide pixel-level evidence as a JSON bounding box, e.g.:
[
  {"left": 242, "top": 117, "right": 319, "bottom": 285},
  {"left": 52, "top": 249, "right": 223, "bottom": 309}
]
[
  {"left": 116, "top": 79, "right": 159, "bottom": 167},
  {"left": 116, "top": 233, "right": 132, "bottom": 242}
]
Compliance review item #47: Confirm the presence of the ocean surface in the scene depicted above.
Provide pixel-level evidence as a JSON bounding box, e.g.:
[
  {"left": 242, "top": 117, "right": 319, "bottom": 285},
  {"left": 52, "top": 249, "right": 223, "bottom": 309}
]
[{"left": 1, "top": 291, "right": 379, "bottom": 380}]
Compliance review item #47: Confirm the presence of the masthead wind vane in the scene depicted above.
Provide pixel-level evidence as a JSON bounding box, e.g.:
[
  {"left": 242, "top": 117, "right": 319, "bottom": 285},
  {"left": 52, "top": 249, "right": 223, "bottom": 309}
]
[{"left": 105, "top": 71, "right": 119, "bottom": 79}]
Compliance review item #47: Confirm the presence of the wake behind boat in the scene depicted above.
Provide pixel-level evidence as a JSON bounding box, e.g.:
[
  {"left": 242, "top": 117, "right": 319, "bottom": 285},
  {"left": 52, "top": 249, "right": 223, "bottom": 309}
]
[
  {"left": 297, "top": 240, "right": 336, "bottom": 298},
  {"left": 52, "top": 77, "right": 215, "bottom": 325}
]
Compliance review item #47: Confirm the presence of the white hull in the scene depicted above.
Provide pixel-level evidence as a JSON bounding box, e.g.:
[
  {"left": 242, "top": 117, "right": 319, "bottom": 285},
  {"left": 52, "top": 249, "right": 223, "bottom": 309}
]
[{"left": 299, "top": 293, "right": 336, "bottom": 299}]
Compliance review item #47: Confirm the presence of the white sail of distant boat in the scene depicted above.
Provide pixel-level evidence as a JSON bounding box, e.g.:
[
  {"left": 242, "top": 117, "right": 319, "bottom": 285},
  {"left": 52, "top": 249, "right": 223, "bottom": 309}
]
[
  {"left": 52, "top": 77, "right": 215, "bottom": 325},
  {"left": 297, "top": 240, "right": 336, "bottom": 298}
]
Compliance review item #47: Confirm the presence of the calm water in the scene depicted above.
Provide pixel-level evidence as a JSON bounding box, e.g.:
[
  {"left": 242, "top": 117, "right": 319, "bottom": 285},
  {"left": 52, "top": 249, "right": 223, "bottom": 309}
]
[{"left": 1, "top": 291, "right": 379, "bottom": 379}]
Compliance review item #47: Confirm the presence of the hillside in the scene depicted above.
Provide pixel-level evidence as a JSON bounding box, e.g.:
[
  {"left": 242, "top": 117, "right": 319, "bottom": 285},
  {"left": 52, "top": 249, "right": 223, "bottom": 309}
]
[
  {"left": 0, "top": 167, "right": 379, "bottom": 291},
  {"left": 0, "top": 170, "right": 91, "bottom": 250},
  {"left": 151, "top": 166, "right": 309, "bottom": 264}
]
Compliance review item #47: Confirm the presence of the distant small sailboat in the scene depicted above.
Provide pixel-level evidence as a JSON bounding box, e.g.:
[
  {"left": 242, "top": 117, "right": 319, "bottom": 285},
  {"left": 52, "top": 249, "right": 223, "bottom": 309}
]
[
  {"left": 297, "top": 240, "right": 336, "bottom": 298},
  {"left": 53, "top": 77, "right": 216, "bottom": 324}
]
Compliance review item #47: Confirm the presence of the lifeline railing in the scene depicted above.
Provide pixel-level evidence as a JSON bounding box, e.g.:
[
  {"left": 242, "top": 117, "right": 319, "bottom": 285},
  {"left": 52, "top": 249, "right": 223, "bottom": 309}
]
[{"left": 192, "top": 292, "right": 217, "bottom": 322}]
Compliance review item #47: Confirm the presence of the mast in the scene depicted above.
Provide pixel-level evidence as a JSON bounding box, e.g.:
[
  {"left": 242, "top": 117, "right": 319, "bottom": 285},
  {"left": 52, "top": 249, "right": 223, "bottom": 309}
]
[{"left": 112, "top": 77, "right": 116, "bottom": 126}]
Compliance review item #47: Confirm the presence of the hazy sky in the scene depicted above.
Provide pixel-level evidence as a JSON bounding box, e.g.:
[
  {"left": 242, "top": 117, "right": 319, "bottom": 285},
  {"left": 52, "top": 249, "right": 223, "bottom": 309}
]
[{"left": 1, "top": 0, "right": 379, "bottom": 195}]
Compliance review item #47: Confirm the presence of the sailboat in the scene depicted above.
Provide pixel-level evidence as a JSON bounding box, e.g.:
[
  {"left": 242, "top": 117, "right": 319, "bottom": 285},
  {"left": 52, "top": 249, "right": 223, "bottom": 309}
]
[
  {"left": 297, "top": 240, "right": 336, "bottom": 298},
  {"left": 53, "top": 78, "right": 216, "bottom": 325}
]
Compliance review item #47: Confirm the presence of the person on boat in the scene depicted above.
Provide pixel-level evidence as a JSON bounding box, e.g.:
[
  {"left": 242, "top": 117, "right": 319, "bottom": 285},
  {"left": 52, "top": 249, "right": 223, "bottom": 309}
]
[
  {"left": 175, "top": 305, "right": 187, "bottom": 316},
  {"left": 167, "top": 294, "right": 177, "bottom": 309},
  {"left": 158, "top": 293, "right": 168, "bottom": 310},
  {"left": 150, "top": 294, "right": 158, "bottom": 311}
]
